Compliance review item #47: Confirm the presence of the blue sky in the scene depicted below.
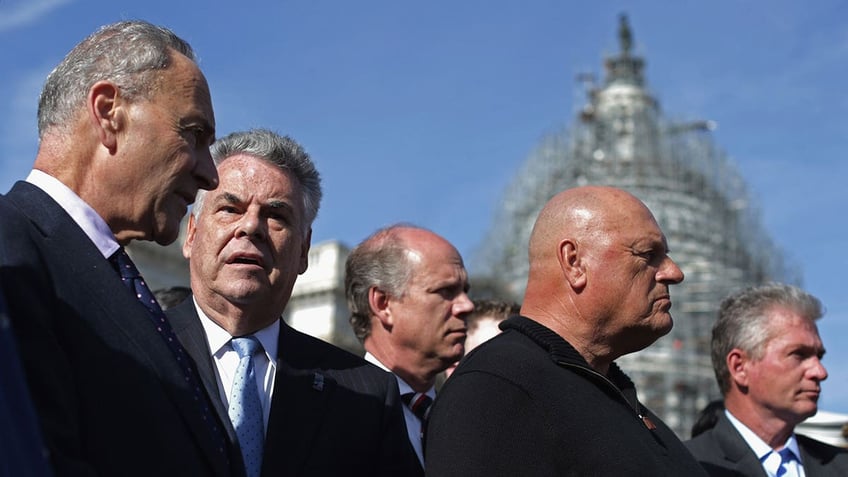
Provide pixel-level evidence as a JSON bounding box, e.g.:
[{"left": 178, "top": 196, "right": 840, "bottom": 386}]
[{"left": 2, "top": 1, "right": 846, "bottom": 413}]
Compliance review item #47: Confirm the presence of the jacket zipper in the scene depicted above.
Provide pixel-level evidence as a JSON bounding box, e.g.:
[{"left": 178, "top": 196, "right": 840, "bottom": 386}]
[{"left": 557, "top": 361, "right": 656, "bottom": 430}]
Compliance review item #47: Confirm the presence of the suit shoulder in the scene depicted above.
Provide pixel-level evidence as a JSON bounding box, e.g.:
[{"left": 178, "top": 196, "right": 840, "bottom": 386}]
[
  {"left": 282, "top": 325, "right": 382, "bottom": 373},
  {"left": 685, "top": 429, "right": 719, "bottom": 454},
  {"left": 797, "top": 433, "right": 848, "bottom": 464}
]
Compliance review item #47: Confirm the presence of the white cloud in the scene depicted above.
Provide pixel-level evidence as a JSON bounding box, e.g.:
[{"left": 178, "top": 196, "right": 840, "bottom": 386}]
[{"left": 0, "top": 0, "right": 73, "bottom": 33}]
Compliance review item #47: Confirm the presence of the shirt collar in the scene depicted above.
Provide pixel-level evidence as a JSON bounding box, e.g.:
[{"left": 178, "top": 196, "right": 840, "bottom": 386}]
[
  {"left": 26, "top": 169, "right": 120, "bottom": 258},
  {"left": 782, "top": 435, "right": 802, "bottom": 462},
  {"left": 193, "top": 297, "right": 280, "bottom": 364},
  {"left": 725, "top": 410, "right": 803, "bottom": 462},
  {"left": 363, "top": 352, "right": 435, "bottom": 398}
]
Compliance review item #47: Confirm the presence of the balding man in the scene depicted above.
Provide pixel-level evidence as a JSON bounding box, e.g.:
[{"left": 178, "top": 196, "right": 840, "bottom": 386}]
[
  {"left": 425, "top": 186, "right": 707, "bottom": 476},
  {"left": 346, "top": 224, "right": 473, "bottom": 472}
]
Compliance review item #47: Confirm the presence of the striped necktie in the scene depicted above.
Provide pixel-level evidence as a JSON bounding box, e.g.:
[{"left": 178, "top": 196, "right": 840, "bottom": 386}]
[{"left": 401, "top": 392, "right": 433, "bottom": 423}]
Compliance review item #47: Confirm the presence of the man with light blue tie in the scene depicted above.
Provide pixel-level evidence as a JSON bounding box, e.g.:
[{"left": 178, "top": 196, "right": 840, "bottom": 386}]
[
  {"left": 166, "top": 129, "right": 421, "bottom": 477},
  {"left": 686, "top": 283, "right": 848, "bottom": 476}
]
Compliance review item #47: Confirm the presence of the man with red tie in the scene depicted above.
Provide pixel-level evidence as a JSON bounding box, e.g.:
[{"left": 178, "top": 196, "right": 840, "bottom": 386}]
[{"left": 345, "top": 224, "right": 475, "bottom": 471}]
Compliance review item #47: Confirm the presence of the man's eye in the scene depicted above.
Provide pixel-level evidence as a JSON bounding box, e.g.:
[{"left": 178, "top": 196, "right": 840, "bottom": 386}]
[{"left": 184, "top": 126, "right": 208, "bottom": 144}]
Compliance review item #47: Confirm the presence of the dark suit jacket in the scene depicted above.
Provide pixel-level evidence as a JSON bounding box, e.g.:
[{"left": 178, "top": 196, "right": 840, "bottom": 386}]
[
  {"left": 167, "top": 298, "right": 423, "bottom": 477},
  {"left": 0, "top": 286, "right": 53, "bottom": 477},
  {"left": 0, "top": 182, "right": 238, "bottom": 477},
  {"left": 685, "top": 412, "right": 848, "bottom": 476}
]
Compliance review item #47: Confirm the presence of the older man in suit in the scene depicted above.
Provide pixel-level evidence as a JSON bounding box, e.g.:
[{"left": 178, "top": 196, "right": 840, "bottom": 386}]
[
  {"left": 0, "top": 21, "right": 237, "bottom": 477},
  {"left": 0, "top": 21, "right": 239, "bottom": 476},
  {"left": 686, "top": 283, "right": 848, "bottom": 476},
  {"left": 167, "top": 129, "right": 420, "bottom": 477}
]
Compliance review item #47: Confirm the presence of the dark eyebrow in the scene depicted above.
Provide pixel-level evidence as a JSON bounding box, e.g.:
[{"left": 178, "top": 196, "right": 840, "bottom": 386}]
[
  {"left": 267, "top": 200, "right": 289, "bottom": 210},
  {"left": 221, "top": 192, "right": 242, "bottom": 205},
  {"left": 179, "top": 117, "right": 216, "bottom": 145}
]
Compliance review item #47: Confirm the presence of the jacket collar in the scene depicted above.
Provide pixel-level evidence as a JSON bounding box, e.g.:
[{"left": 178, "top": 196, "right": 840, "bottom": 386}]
[{"left": 501, "top": 315, "right": 639, "bottom": 408}]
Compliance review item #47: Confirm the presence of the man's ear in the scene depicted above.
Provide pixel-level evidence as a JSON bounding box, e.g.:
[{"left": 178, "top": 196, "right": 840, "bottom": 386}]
[
  {"left": 182, "top": 213, "right": 197, "bottom": 260},
  {"left": 727, "top": 349, "right": 749, "bottom": 388},
  {"left": 298, "top": 228, "right": 312, "bottom": 275},
  {"left": 558, "top": 239, "right": 586, "bottom": 291},
  {"left": 88, "top": 81, "right": 124, "bottom": 152},
  {"left": 368, "top": 286, "right": 393, "bottom": 330}
]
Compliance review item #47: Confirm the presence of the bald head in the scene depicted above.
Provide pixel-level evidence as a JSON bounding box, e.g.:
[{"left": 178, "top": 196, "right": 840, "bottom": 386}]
[
  {"left": 529, "top": 186, "right": 651, "bottom": 266},
  {"left": 523, "top": 186, "right": 684, "bottom": 372}
]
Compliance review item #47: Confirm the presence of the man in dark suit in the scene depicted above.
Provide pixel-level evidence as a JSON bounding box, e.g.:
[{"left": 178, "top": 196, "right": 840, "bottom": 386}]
[
  {"left": 344, "top": 224, "right": 475, "bottom": 471},
  {"left": 0, "top": 21, "right": 236, "bottom": 476},
  {"left": 686, "top": 283, "right": 848, "bottom": 476},
  {"left": 168, "top": 129, "right": 420, "bottom": 477}
]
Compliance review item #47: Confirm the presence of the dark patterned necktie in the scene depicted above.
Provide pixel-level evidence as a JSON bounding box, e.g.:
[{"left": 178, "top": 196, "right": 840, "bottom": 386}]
[
  {"left": 402, "top": 391, "right": 434, "bottom": 450},
  {"left": 109, "top": 248, "right": 229, "bottom": 461}
]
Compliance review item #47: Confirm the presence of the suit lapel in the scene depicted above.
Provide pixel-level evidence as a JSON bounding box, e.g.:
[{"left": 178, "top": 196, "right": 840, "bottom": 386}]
[
  {"left": 167, "top": 299, "right": 238, "bottom": 441},
  {"left": 262, "top": 323, "right": 335, "bottom": 477},
  {"left": 7, "top": 182, "right": 232, "bottom": 477},
  {"left": 713, "top": 414, "right": 769, "bottom": 477}
]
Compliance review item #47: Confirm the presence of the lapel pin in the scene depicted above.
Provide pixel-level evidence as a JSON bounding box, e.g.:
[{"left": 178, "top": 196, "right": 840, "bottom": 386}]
[{"left": 312, "top": 372, "right": 324, "bottom": 391}]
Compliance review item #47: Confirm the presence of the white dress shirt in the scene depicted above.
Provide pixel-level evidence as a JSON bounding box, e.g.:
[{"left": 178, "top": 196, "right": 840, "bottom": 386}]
[
  {"left": 726, "top": 410, "right": 805, "bottom": 477},
  {"left": 194, "top": 298, "right": 279, "bottom": 433},
  {"left": 26, "top": 170, "right": 119, "bottom": 258},
  {"left": 364, "top": 352, "right": 434, "bottom": 466}
]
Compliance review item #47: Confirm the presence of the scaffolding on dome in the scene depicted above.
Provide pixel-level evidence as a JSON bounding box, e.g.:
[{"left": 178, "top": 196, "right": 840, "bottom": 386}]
[{"left": 472, "top": 14, "right": 797, "bottom": 438}]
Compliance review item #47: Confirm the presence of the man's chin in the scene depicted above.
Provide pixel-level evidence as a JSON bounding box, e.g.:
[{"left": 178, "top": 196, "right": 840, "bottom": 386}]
[
  {"left": 654, "top": 314, "right": 674, "bottom": 337},
  {"left": 151, "top": 219, "right": 181, "bottom": 246}
]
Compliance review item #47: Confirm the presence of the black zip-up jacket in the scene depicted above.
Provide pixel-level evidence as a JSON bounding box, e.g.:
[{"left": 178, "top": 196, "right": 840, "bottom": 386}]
[{"left": 425, "top": 315, "right": 709, "bottom": 476}]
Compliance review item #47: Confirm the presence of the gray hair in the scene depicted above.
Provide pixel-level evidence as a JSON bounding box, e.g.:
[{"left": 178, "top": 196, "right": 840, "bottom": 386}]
[
  {"left": 711, "top": 282, "right": 823, "bottom": 394},
  {"left": 193, "top": 129, "right": 322, "bottom": 237},
  {"left": 38, "top": 20, "right": 195, "bottom": 137},
  {"left": 345, "top": 224, "right": 424, "bottom": 341}
]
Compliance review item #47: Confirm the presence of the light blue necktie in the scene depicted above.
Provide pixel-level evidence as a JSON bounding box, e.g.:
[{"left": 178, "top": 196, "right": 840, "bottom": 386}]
[
  {"left": 229, "top": 336, "right": 264, "bottom": 477},
  {"left": 776, "top": 448, "right": 798, "bottom": 477}
]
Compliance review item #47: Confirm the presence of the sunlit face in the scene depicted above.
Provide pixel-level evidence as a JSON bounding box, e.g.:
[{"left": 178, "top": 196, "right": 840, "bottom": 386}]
[
  {"left": 183, "top": 154, "right": 309, "bottom": 326},
  {"left": 120, "top": 52, "right": 218, "bottom": 245},
  {"left": 387, "top": 232, "right": 474, "bottom": 369},
  {"left": 742, "top": 308, "right": 827, "bottom": 426},
  {"left": 586, "top": 199, "right": 684, "bottom": 354}
]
